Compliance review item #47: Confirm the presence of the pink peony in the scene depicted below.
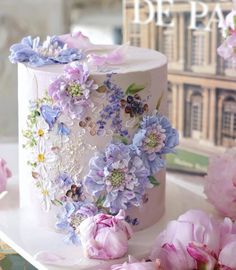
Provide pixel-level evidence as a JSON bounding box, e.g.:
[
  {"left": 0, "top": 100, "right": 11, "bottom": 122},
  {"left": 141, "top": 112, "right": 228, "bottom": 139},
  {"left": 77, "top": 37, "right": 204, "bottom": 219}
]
[
  {"left": 218, "top": 218, "right": 236, "bottom": 269},
  {"left": 204, "top": 151, "right": 236, "bottom": 219},
  {"left": 150, "top": 210, "right": 221, "bottom": 270},
  {"left": 0, "top": 158, "right": 12, "bottom": 193},
  {"left": 111, "top": 256, "right": 163, "bottom": 270},
  {"left": 79, "top": 210, "right": 133, "bottom": 260},
  {"left": 59, "top": 31, "right": 93, "bottom": 51}
]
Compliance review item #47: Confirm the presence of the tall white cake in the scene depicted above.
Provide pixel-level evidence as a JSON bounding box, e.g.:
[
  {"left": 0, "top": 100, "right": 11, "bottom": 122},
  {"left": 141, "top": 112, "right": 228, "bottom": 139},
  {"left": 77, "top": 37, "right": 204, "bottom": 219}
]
[{"left": 10, "top": 34, "right": 178, "bottom": 238}]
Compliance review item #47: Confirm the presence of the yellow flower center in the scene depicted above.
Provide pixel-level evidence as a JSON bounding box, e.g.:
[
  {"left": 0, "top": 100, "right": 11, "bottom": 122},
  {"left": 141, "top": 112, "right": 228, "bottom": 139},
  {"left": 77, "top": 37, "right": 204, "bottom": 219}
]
[
  {"left": 37, "top": 153, "right": 45, "bottom": 162},
  {"left": 146, "top": 133, "right": 158, "bottom": 148},
  {"left": 41, "top": 189, "right": 49, "bottom": 196},
  {"left": 67, "top": 83, "right": 83, "bottom": 98},
  {"left": 109, "top": 169, "right": 125, "bottom": 188},
  {"left": 38, "top": 129, "right": 44, "bottom": 137}
]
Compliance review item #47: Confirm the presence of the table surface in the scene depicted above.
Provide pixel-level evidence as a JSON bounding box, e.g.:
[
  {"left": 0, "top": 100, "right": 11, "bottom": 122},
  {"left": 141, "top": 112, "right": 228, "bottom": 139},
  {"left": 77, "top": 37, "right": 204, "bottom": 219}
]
[{"left": 0, "top": 143, "right": 217, "bottom": 270}]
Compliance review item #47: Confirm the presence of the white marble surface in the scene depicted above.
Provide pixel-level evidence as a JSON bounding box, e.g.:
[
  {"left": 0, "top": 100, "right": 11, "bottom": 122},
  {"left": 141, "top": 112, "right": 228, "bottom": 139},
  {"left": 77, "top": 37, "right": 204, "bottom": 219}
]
[{"left": 0, "top": 143, "right": 217, "bottom": 270}]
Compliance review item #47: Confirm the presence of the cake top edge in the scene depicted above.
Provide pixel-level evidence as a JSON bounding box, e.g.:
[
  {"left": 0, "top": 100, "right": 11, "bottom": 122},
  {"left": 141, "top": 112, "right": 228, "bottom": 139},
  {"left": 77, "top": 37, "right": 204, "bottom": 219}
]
[{"left": 10, "top": 32, "right": 167, "bottom": 74}]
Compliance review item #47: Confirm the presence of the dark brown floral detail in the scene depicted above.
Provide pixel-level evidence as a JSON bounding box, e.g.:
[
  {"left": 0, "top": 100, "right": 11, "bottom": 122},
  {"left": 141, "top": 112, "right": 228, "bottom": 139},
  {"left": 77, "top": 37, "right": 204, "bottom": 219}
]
[
  {"left": 66, "top": 184, "right": 83, "bottom": 202},
  {"left": 120, "top": 94, "right": 149, "bottom": 117}
]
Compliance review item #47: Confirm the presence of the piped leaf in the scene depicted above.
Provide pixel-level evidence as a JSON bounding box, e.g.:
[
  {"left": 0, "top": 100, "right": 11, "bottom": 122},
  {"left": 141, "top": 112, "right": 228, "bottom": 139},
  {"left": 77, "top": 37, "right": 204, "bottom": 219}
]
[
  {"left": 113, "top": 134, "right": 129, "bottom": 145},
  {"left": 156, "top": 91, "right": 164, "bottom": 110},
  {"left": 148, "top": 175, "right": 160, "bottom": 186},
  {"left": 96, "top": 195, "right": 106, "bottom": 208},
  {"left": 125, "top": 83, "right": 145, "bottom": 95}
]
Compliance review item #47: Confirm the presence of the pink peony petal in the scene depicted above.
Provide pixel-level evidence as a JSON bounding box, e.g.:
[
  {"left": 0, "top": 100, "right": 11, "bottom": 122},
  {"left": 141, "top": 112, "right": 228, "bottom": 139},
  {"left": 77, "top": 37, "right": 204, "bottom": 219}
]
[
  {"left": 88, "top": 45, "right": 128, "bottom": 67},
  {"left": 0, "top": 158, "right": 12, "bottom": 193},
  {"left": 59, "top": 31, "right": 93, "bottom": 50}
]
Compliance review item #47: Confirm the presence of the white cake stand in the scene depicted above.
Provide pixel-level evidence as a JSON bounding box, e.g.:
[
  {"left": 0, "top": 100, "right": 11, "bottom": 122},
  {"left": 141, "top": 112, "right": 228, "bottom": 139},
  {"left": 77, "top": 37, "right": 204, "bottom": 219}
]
[{"left": 0, "top": 143, "right": 217, "bottom": 270}]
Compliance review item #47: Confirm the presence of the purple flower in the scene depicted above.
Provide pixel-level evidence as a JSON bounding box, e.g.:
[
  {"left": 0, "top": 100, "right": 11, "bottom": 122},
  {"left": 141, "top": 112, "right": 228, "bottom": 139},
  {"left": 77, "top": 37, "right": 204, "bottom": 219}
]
[
  {"left": 56, "top": 201, "right": 98, "bottom": 245},
  {"left": 9, "top": 36, "right": 84, "bottom": 67},
  {"left": 133, "top": 113, "right": 179, "bottom": 175},
  {"left": 83, "top": 143, "right": 150, "bottom": 214},
  {"left": 48, "top": 63, "right": 98, "bottom": 119}
]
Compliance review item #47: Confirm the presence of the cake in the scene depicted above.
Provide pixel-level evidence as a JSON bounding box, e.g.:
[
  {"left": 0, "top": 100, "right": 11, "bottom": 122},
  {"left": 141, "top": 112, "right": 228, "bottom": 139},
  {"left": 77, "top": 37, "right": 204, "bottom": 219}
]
[{"left": 10, "top": 33, "right": 178, "bottom": 241}]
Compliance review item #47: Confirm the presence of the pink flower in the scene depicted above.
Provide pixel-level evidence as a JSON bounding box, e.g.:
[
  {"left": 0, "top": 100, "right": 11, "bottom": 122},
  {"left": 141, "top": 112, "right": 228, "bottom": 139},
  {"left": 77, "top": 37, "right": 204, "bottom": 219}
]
[
  {"left": 59, "top": 32, "right": 93, "bottom": 51},
  {"left": 217, "top": 35, "right": 236, "bottom": 61},
  {"left": 88, "top": 45, "right": 128, "bottom": 66},
  {"left": 150, "top": 210, "right": 221, "bottom": 270},
  {"left": 204, "top": 151, "right": 236, "bottom": 219},
  {"left": 217, "top": 9, "right": 236, "bottom": 61},
  {"left": 0, "top": 158, "right": 12, "bottom": 193},
  {"left": 111, "top": 256, "right": 163, "bottom": 270},
  {"left": 79, "top": 210, "right": 133, "bottom": 260},
  {"left": 218, "top": 218, "right": 236, "bottom": 269}
]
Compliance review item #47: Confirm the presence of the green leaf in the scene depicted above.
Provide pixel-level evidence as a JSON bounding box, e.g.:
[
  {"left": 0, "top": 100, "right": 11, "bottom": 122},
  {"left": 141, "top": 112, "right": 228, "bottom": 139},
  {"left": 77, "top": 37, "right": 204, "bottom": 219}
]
[
  {"left": 148, "top": 175, "right": 160, "bottom": 186},
  {"left": 96, "top": 195, "right": 106, "bottom": 208},
  {"left": 113, "top": 134, "right": 129, "bottom": 145},
  {"left": 234, "top": 15, "right": 236, "bottom": 29},
  {"left": 125, "top": 83, "right": 145, "bottom": 95},
  {"left": 156, "top": 91, "right": 164, "bottom": 110}
]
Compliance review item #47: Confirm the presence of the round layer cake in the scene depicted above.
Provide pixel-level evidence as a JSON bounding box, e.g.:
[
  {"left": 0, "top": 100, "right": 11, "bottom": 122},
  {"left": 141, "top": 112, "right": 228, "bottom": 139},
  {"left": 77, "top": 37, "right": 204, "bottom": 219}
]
[{"left": 18, "top": 44, "right": 169, "bottom": 232}]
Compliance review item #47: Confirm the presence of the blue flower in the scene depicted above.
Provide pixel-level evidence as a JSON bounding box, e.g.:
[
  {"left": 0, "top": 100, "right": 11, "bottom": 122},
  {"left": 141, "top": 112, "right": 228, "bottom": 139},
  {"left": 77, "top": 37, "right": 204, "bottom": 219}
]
[
  {"left": 83, "top": 143, "right": 150, "bottom": 214},
  {"left": 56, "top": 172, "right": 73, "bottom": 188},
  {"left": 133, "top": 113, "right": 179, "bottom": 175},
  {"left": 9, "top": 36, "right": 84, "bottom": 67},
  {"left": 56, "top": 201, "right": 98, "bottom": 245},
  {"left": 40, "top": 105, "right": 61, "bottom": 130},
  {"left": 57, "top": 122, "right": 70, "bottom": 136}
]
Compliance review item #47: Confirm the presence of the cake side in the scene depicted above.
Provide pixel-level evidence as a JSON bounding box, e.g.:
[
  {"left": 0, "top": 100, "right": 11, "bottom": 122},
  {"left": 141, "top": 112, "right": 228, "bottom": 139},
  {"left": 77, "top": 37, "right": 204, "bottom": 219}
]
[{"left": 17, "top": 43, "right": 176, "bottom": 235}]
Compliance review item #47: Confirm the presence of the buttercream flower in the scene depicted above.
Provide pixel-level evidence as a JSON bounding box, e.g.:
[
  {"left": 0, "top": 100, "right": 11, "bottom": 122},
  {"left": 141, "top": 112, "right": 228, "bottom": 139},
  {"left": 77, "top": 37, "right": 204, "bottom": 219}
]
[
  {"left": 48, "top": 63, "right": 98, "bottom": 119},
  {"left": 56, "top": 201, "right": 98, "bottom": 245},
  {"left": 111, "top": 256, "right": 163, "bottom": 270},
  {"left": 34, "top": 141, "right": 57, "bottom": 167},
  {"left": 204, "top": 151, "right": 236, "bottom": 219},
  {"left": 150, "top": 210, "right": 221, "bottom": 270},
  {"left": 84, "top": 143, "right": 150, "bottom": 213},
  {"left": 40, "top": 181, "right": 57, "bottom": 211},
  {"left": 133, "top": 113, "right": 179, "bottom": 175},
  {"left": 79, "top": 210, "right": 133, "bottom": 259},
  {"left": 9, "top": 35, "right": 83, "bottom": 67},
  {"left": 33, "top": 117, "right": 49, "bottom": 139},
  {"left": 0, "top": 159, "right": 12, "bottom": 193}
]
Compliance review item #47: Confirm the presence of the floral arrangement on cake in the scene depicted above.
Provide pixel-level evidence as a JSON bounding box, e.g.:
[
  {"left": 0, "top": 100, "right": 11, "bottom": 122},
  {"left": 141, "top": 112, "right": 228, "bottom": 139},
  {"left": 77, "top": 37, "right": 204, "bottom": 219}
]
[
  {"left": 7, "top": 31, "right": 179, "bottom": 248},
  {"left": 20, "top": 60, "right": 178, "bottom": 241}
]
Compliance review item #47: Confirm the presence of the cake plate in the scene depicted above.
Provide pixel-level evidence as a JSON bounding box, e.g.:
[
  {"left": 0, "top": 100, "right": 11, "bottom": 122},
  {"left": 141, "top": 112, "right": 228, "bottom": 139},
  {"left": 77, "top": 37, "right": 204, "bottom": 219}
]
[{"left": 0, "top": 143, "right": 217, "bottom": 270}]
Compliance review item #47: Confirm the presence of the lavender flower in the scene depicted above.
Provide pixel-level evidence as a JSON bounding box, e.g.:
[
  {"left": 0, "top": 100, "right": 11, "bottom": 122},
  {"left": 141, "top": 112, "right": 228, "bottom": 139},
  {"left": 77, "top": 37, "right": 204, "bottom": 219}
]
[
  {"left": 84, "top": 143, "right": 150, "bottom": 214},
  {"left": 56, "top": 201, "right": 98, "bottom": 245},
  {"left": 9, "top": 36, "right": 83, "bottom": 67},
  {"left": 133, "top": 113, "right": 179, "bottom": 175},
  {"left": 97, "top": 74, "right": 128, "bottom": 137},
  {"left": 48, "top": 63, "right": 98, "bottom": 119}
]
